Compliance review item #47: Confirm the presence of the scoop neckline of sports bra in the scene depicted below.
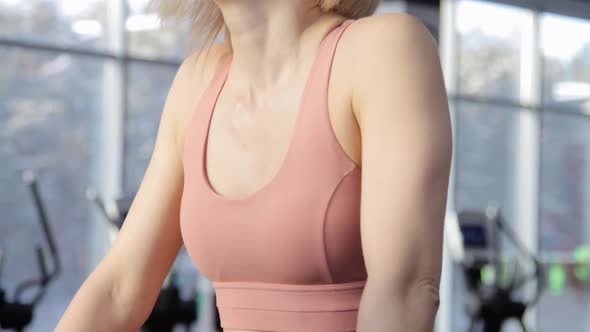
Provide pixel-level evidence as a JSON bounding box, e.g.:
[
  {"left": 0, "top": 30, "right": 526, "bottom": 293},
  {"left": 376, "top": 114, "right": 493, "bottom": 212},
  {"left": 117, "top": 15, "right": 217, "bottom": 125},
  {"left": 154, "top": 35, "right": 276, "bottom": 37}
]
[{"left": 200, "top": 18, "right": 352, "bottom": 202}]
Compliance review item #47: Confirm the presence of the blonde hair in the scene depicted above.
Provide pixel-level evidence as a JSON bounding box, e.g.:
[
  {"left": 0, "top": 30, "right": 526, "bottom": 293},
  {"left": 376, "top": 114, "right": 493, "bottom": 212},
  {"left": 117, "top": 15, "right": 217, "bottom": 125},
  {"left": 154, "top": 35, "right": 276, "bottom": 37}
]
[{"left": 154, "top": 0, "right": 381, "bottom": 57}]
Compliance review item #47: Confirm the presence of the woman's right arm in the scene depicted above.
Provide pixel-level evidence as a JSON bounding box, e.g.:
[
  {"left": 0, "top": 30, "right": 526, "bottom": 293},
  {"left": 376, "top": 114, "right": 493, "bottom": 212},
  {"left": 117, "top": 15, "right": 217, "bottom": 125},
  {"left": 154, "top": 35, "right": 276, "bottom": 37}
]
[{"left": 53, "top": 45, "right": 226, "bottom": 332}]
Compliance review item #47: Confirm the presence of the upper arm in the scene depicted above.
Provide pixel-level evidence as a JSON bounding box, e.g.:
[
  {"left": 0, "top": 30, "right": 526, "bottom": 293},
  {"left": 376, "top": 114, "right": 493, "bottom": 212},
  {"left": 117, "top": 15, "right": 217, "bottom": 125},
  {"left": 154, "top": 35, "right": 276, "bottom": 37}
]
[
  {"left": 100, "top": 44, "right": 227, "bottom": 319},
  {"left": 350, "top": 13, "right": 452, "bottom": 299}
]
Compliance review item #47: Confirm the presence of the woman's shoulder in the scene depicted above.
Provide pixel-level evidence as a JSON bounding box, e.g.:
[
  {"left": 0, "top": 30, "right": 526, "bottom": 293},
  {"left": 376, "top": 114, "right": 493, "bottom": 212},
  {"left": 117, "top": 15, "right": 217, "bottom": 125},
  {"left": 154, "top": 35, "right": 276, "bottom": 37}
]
[
  {"left": 338, "top": 13, "right": 439, "bottom": 120},
  {"left": 340, "top": 12, "right": 435, "bottom": 65},
  {"left": 170, "top": 42, "right": 230, "bottom": 155},
  {"left": 179, "top": 42, "right": 231, "bottom": 90}
]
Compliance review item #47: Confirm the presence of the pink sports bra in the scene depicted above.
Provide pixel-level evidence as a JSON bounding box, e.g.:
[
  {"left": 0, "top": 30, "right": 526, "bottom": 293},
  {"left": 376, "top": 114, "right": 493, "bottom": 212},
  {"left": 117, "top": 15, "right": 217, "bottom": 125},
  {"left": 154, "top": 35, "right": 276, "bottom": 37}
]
[{"left": 180, "top": 18, "right": 367, "bottom": 332}]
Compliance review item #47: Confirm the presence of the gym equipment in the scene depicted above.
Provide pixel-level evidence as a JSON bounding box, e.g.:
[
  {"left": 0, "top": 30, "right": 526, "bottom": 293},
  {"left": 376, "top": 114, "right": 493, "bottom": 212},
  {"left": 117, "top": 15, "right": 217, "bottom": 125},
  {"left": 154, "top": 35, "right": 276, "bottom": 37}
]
[
  {"left": 86, "top": 189, "right": 216, "bottom": 332},
  {"left": 547, "top": 263, "right": 566, "bottom": 295},
  {"left": 447, "top": 205, "right": 545, "bottom": 332},
  {"left": 0, "top": 170, "right": 61, "bottom": 331},
  {"left": 573, "top": 245, "right": 590, "bottom": 284}
]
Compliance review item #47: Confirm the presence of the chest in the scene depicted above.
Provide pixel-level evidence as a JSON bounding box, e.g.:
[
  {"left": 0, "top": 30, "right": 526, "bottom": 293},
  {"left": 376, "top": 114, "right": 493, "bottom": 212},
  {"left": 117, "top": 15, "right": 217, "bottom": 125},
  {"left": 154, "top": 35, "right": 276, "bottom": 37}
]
[{"left": 203, "top": 64, "right": 360, "bottom": 199}]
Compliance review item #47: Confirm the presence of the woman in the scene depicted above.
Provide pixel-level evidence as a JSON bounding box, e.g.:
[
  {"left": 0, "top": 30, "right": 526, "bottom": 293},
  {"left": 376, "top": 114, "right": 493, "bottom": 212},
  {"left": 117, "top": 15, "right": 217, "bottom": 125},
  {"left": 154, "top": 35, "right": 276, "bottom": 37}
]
[{"left": 55, "top": 0, "right": 452, "bottom": 331}]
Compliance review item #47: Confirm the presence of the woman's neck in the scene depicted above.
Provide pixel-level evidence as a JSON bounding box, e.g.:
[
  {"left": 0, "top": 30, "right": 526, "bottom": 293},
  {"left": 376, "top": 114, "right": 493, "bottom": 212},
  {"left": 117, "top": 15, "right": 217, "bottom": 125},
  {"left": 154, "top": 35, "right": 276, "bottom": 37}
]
[{"left": 215, "top": 0, "right": 338, "bottom": 91}]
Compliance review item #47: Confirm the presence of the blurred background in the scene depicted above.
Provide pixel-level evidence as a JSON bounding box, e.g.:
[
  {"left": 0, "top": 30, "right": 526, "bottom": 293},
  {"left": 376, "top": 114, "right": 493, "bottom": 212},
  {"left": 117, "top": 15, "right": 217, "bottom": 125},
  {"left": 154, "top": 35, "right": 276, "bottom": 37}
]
[{"left": 0, "top": 0, "right": 589, "bottom": 331}]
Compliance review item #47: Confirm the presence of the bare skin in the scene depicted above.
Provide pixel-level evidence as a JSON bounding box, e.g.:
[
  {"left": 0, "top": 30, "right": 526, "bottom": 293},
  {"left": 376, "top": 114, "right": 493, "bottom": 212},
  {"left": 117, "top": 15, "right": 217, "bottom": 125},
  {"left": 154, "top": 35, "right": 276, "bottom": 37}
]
[{"left": 54, "top": 1, "right": 450, "bottom": 331}]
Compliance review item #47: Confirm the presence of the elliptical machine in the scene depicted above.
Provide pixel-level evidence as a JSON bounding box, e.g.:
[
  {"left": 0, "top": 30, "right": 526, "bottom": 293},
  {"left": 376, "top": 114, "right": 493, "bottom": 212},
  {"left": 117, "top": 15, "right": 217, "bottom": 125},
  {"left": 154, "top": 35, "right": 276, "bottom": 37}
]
[
  {"left": 446, "top": 205, "right": 545, "bottom": 332},
  {"left": 85, "top": 189, "right": 212, "bottom": 332},
  {"left": 0, "top": 170, "right": 61, "bottom": 331}
]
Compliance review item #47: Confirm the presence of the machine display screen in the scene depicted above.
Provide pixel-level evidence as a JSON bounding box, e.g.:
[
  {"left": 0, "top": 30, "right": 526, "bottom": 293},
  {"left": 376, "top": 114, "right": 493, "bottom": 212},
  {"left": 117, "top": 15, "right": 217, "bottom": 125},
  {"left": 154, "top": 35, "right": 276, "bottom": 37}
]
[{"left": 460, "top": 224, "right": 488, "bottom": 248}]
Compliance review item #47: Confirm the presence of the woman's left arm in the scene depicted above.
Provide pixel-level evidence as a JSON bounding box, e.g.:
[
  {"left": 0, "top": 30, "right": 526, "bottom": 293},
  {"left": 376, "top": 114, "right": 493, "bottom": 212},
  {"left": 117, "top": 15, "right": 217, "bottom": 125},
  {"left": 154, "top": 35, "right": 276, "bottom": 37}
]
[{"left": 350, "top": 13, "right": 452, "bottom": 332}]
